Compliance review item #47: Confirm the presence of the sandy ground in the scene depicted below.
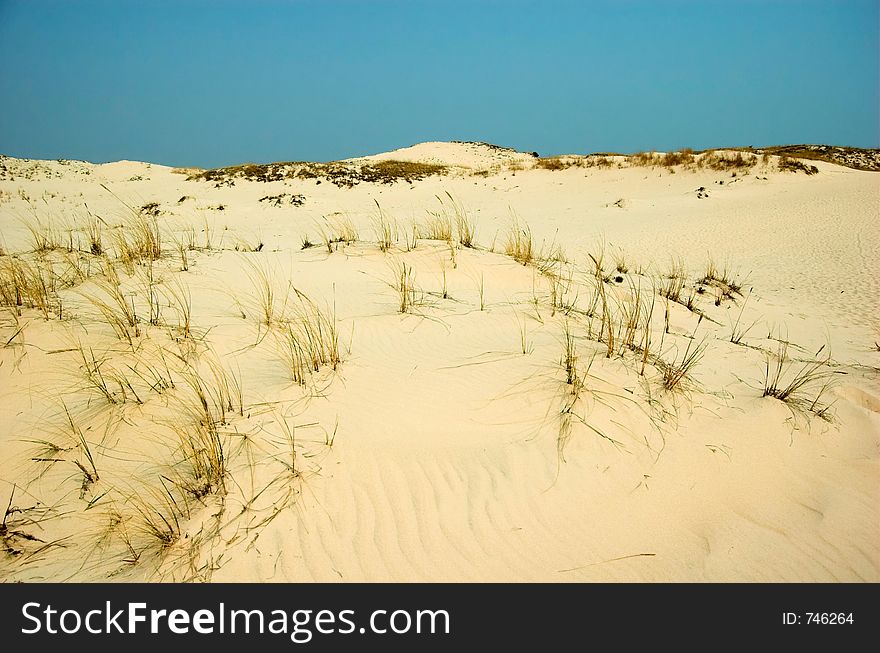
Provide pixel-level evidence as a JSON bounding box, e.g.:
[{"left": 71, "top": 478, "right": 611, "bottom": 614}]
[{"left": 0, "top": 142, "right": 877, "bottom": 581}]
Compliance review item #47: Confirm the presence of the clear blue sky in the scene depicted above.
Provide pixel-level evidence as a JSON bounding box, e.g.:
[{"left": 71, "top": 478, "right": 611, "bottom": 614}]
[{"left": 0, "top": 0, "right": 877, "bottom": 167}]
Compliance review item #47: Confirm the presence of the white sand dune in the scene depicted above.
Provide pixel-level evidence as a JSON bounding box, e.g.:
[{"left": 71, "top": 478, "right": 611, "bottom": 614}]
[
  {"left": 0, "top": 143, "right": 877, "bottom": 581},
  {"left": 348, "top": 140, "right": 537, "bottom": 169}
]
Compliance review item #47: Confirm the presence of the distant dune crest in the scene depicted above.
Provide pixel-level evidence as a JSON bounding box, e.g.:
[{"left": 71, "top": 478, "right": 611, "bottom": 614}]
[{"left": 3, "top": 141, "right": 877, "bottom": 175}]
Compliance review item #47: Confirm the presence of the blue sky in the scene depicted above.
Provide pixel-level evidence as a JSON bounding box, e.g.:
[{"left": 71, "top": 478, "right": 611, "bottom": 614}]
[{"left": 0, "top": 0, "right": 877, "bottom": 167}]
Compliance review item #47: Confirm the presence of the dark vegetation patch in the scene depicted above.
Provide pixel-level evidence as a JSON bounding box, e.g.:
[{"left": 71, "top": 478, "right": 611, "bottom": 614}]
[
  {"left": 535, "top": 157, "right": 570, "bottom": 171},
  {"left": 535, "top": 155, "right": 616, "bottom": 170},
  {"left": 451, "top": 141, "right": 524, "bottom": 155},
  {"left": 758, "top": 145, "right": 879, "bottom": 172},
  {"left": 259, "top": 193, "right": 306, "bottom": 207},
  {"left": 627, "top": 150, "right": 758, "bottom": 172},
  {"left": 777, "top": 156, "right": 819, "bottom": 175},
  {"left": 0, "top": 156, "right": 72, "bottom": 181},
  {"left": 140, "top": 202, "right": 161, "bottom": 217},
  {"left": 188, "top": 160, "right": 448, "bottom": 188}
]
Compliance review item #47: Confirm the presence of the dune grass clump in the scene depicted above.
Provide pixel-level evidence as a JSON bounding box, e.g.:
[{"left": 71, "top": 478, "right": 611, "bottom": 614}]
[
  {"left": 555, "top": 321, "right": 626, "bottom": 460},
  {"left": 389, "top": 260, "right": 423, "bottom": 314},
  {"left": 173, "top": 235, "right": 190, "bottom": 271},
  {"left": 700, "top": 151, "right": 757, "bottom": 172},
  {"left": 659, "top": 149, "right": 695, "bottom": 168},
  {"left": 170, "top": 360, "right": 246, "bottom": 498},
  {"left": 1, "top": 486, "right": 57, "bottom": 558},
  {"left": 140, "top": 202, "right": 160, "bottom": 217},
  {"left": 595, "top": 269, "right": 615, "bottom": 357},
  {"left": 729, "top": 291, "right": 758, "bottom": 344},
  {"left": 504, "top": 220, "right": 534, "bottom": 266},
  {"left": 422, "top": 208, "right": 453, "bottom": 242},
  {"left": 276, "top": 291, "right": 342, "bottom": 385},
  {"left": 615, "top": 277, "right": 649, "bottom": 356},
  {"left": 95, "top": 181, "right": 164, "bottom": 268},
  {"left": 130, "top": 484, "right": 187, "bottom": 553},
  {"left": 171, "top": 417, "right": 226, "bottom": 500},
  {"left": 316, "top": 214, "right": 358, "bottom": 252},
  {"left": 661, "top": 337, "right": 707, "bottom": 391},
  {"left": 516, "top": 317, "right": 532, "bottom": 354},
  {"left": 60, "top": 402, "right": 100, "bottom": 498},
  {"left": 242, "top": 259, "right": 286, "bottom": 329},
  {"left": 535, "top": 156, "right": 585, "bottom": 171},
  {"left": 113, "top": 211, "right": 162, "bottom": 270},
  {"left": 446, "top": 195, "right": 477, "bottom": 248},
  {"left": 22, "top": 215, "right": 64, "bottom": 253},
  {"left": 612, "top": 247, "right": 628, "bottom": 274},
  {"left": 584, "top": 251, "right": 614, "bottom": 356},
  {"left": 422, "top": 192, "right": 478, "bottom": 248},
  {"left": 331, "top": 214, "right": 358, "bottom": 243},
  {"left": 84, "top": 215, "right": 104, "bottom": 255},
  {"left": 75, "top": 343, "right": 127, "bottom": 404},
  {"left": 545, "top": 265, "right": 577, "bottom": 317},
  {"left": 535, "top": 157, "right": 567, "bottom": 171},
  {"left": 778, "top": 156, "right": 819, "bottom": 175},
  {"left": 556, "top": 322, "right": 584, "bottom": 461},
  {"left": 84, "top": 354, "right": 157, "bottom": 406},
  {"left": 81, "top": 269, "right": 141, "bottom": 343},
  {"left": 659, "top": 258, "right": 686, "bottom": 304},
  {"left": 0, "top": 257, "right": 57, "bottom": 317},
  {"left": 629, "top": 151, "right": 660, "bottom": 168},
  {"left": 372, "top": 203, "right": 397, "bottom": 253},
  {"left": 698, "top": 257, "right": 742, "bottom": 303},
  {"left": 561, "top": 322, "right": 580, "bottom": 387},
  {"left": 762, "top": 341, "right": 838, "bottom": 418},
  {"left": 637, "top": 294, "right": 655, "bottom": 376},
  {"left": 624, "top": 149, "right": 756, "bottom": 172},
  {"left": 162, "top": 278, "right": 193, "bottom": 339},
  {"left": 589, "top": 155, "right": 616, "bottom": 168},
  {"left": 28, "top": 401, "right": 104, "bottom": 500}
]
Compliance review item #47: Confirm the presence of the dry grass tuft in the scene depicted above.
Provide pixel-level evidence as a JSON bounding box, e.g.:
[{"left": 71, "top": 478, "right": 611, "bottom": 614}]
[
  {"left": 700, "top": 151, "right": 757, "bottom": 172},
  {"left": 729, "top": 291, "right": 758, "bottom": 344},
  {"left": 85, "top": 214, "right": 104, "bottom": 255},
  {"left": 422, "top": 207, "right": 454, "bottom": 242},
  {"left": 561, "top": 321, "right": 580, "bottom": 387},
  {"left": 504, "top": 220, "right": 534, "bottom": 266},
  {"left": 389, "top": 259, "right": 423, "bottom": 314},
  {"left": 81, "top": 268, "right": 141, "bottom": 343},
  {"left": 316, "top": 214, "right": 358, "bottom": 252},
  {"left": 661, "top": 337, "right": 706, "bottom": 391},
  {"left": 130, "top": 484, "right": 187, "bottom": 552},
  {"left": 441, "top": 193, "right": 477, "bottom": 248},
  {"left": 242, "top": 258, "right": 287, "bottom": 329},
  {"left": 22, "top": 214, "right": 63, "bottom": 253},
  {"left": 762, "top": 341, "right": 839, "bottom": 418},
  {"left": 276, "top": 290, "right": 342, "bottom": 385},
  {"left": 698, "top": 256, "right": 742, "bottom": 302},
  {"left": 113, "top": 211, "right": 162, "bottom": 269},
  {"left": 535, "top": 156, "right": 585, "bottom": 171},
  {"left": 778, "top": 156, "right": 819, "bottom": 175},
  {"left": 0, "top": 256, "right": 58, "bottom": 318},
  {"left": 659, "top": 258, "right": 686, "bottom": 304},
  {"left": 372, "top": 203, "right": 397, "bottom": 253},
  {"left": 61, "top": 402, "right": 100, "bottom": 498}
]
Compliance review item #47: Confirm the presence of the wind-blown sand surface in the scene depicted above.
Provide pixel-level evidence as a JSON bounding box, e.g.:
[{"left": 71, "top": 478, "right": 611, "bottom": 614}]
[{"left": 0, "top": 142, "right": 877, "bottom": 581}]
